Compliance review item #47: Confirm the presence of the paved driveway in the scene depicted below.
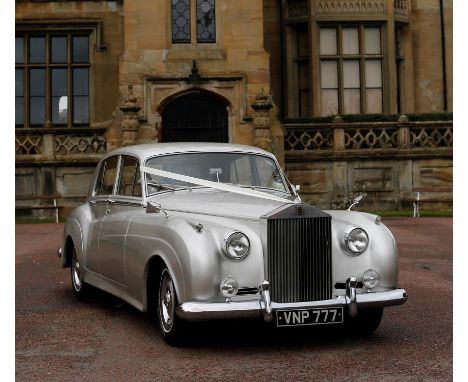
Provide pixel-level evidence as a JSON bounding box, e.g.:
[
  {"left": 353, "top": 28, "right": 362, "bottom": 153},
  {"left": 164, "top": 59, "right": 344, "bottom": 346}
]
[{"left": 15, "top": 218, "right": 452, "bottom": 381}]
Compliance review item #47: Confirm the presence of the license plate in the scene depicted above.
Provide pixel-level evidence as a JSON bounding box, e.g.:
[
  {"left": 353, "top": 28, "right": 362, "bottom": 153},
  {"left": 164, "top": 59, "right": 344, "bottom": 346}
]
[{"left": 276, "top": 307, "right": 344, "bottom": 327}]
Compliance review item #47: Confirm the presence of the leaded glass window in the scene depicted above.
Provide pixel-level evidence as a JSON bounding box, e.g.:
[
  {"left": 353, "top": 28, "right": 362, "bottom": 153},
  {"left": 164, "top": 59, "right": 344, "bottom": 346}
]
[
  {"left": 319, "top": 25, "right": 384, "bottom": 115},
  {"left": 171, "top": 0, "right": 216, "bottom": 44},
  {"left": 196, "top": 0, "right": 216, "bottom": 43},
  {"left": 15, "top": 32, "right": 90, "bottom": 128},
  {"left": 172, "top": 0, "right": 191, "bottom": 43}
]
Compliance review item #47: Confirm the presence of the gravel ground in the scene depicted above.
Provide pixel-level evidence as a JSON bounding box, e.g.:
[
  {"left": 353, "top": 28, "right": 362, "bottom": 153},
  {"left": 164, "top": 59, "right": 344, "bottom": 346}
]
[{"left": 15, "top": 218, "right": 453, "bottom": 381}]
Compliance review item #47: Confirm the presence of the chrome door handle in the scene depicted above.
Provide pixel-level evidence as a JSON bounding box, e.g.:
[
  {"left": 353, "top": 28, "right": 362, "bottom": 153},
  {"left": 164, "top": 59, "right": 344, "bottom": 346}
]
[
  {"left": 107, "top": 199, "right": 116, "bottom": 204},
  {"left": 89, "top": 200, "right": 96, "bottom": 205}
]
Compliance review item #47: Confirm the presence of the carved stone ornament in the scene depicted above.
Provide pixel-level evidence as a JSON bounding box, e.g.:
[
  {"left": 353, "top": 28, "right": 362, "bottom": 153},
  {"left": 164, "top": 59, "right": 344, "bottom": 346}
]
[
  {"left": 317, "top": 0, "right": 386, "bottom": 15},
  {"left": 120, "top": 85, "right": 141, "bottom": 146},
  {"left": 251, "top": 89, "right": 274, "bottom": 153}
]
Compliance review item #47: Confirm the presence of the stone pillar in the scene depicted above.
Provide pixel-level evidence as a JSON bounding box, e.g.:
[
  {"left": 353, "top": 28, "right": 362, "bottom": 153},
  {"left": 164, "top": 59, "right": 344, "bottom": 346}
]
[
  {"left": 120, "top": 85, "right": 141, "bottom": 147},
  {"left": 251, "top": 90, "right": 273, "bottom": 153},
  {"left": 397, "top": 114, "right": 410, "bottom": 148},
  {"left": 43, "top": 120, "right": 54, "bottom": 157},
  {"left": 332, "top": 117, "right": 348, "bottom": 209},
  {"left": 397, "top": 114, "right": 413, "bottom": 207}
]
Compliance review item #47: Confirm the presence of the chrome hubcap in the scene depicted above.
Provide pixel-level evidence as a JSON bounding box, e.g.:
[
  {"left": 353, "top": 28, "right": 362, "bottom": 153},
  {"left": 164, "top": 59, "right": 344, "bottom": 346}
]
[
  {"left": 72, "top": 253, "right": 82, "bottom": 291},
  {"left": 159, "top": 270, "right": 175, "bottom": 333}
]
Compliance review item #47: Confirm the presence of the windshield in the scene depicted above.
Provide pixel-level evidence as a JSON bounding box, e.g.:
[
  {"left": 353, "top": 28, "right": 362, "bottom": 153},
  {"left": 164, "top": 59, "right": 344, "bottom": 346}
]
[{"left": 145, "top": 152, "right": 288, "bottom": 196}]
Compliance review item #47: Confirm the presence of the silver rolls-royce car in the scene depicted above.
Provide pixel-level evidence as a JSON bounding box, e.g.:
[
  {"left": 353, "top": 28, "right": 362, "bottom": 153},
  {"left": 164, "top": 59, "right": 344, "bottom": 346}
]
[{"left": 59, "top": 143, "right": 407, "bottom": 345}]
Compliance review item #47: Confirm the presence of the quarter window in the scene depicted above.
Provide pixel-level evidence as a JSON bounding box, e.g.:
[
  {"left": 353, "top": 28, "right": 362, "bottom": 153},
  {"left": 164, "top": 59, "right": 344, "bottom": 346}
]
[
  {"left": 15, "top": 33, "right": 90, "bottom": 128},
  {"left": 320, "top": 26, "right": 384, "bottom": 116},
  {"left": 117, "top": 156, "right": 142, "bottom": 197},
  {"left": 95, "top": 156, "right": 119, "bottom": 196}
]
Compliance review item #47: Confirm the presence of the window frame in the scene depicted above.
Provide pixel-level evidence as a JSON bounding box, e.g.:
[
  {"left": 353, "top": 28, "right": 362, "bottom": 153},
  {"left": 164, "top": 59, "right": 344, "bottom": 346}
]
[
  {"left": 171, "top": 0, "right": 217, "bottom": 46},
  {"left": 293, "top": 23, "right": 310, "bottom": 117},
  {"left": 93, "top": 156, "right": 120, "bottom": 197},
  {"left": 116, "top": 155, "right": 143, "bottom": 199},
  {"left": 15, "top": 31, "right": 91, "bottom": 128},
  {"left": 319, "top": 24, "right": 385, "bottom": 115}
]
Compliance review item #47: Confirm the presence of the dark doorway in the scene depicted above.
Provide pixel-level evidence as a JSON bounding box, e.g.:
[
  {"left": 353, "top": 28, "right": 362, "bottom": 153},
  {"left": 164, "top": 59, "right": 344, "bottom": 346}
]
[{"left": 161, "top": 90, "right": 229, "bottom": 142}]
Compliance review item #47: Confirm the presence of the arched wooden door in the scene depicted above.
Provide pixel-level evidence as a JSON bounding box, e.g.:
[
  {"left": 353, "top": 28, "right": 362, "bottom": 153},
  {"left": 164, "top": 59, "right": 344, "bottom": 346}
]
[{"left": 161, "top": 90, "right": 229, "bottom": 142}]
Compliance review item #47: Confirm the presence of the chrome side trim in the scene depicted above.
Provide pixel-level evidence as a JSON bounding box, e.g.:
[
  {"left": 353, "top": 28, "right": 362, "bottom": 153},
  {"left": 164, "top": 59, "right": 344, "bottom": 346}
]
[{"left": 176, "top": 288, "right": 408, "bottom": 321}]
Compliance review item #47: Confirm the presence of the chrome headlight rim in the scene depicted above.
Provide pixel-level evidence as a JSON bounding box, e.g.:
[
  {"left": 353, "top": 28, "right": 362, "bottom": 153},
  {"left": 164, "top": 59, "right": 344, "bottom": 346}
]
[
  {"left": 344, "top": 227, "right": 369, "bottom": 255},
  {"left": 222, "top": 231, "right": 250, "bottom": 261}
]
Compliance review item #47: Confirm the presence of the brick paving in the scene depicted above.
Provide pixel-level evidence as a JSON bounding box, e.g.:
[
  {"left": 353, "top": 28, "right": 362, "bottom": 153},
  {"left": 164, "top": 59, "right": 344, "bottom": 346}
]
[{"left": 16, "top": 218, "right": 452, "bottom": 381}]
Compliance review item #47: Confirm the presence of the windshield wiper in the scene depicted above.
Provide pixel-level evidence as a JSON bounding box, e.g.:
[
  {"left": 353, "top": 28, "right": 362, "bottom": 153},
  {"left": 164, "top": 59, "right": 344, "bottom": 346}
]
[
  {"left": 239, "top": 185, "right": 290, "bottom": 194},
  {"left": 147, "top": 182, "right": 190, "bottom": 192}
]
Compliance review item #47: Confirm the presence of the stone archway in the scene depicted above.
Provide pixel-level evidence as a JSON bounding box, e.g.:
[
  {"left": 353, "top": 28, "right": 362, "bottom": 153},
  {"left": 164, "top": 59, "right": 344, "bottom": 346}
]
[{"left": 160, "top": 89, "right": 229, "bottom": 143}]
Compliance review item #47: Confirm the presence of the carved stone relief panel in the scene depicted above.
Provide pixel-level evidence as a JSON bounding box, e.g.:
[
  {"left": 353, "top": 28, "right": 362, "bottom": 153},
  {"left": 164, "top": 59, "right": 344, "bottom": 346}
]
[
  {"left": 413, "top": 160, "right": 453, "bottom": 191},
  {"left": 317, "top": 0, "right": 387, "bottom": 15},
  {"left": 56, "top": 167, "right": 95, "bottom": 197}
]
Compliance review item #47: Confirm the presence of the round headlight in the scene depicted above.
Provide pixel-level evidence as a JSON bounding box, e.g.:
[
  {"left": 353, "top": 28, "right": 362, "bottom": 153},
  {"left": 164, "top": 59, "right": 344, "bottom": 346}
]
[
  {"left": 344, "top": 227, "right": 369, "bottom": 255},
  {"left": 220, "top": 276, "right": 239, "bottom": 298},
  {"left": 362, "top": 269, "right": 380, "bottom": 290},
  {"left": 223, "top": 232, "right": 250, "bottom": 260}
]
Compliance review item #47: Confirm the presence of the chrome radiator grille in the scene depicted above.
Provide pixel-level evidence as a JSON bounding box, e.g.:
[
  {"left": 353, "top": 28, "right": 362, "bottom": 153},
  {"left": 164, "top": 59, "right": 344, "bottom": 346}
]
[{"left": 266, "top": 205, "right": 332, "bottom": 303}]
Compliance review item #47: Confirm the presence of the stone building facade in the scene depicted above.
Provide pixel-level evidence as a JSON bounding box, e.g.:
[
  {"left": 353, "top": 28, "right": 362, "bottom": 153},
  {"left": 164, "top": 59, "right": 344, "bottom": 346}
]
[{"left": 15, "top": 0, "right": 452, "bottom": 215}]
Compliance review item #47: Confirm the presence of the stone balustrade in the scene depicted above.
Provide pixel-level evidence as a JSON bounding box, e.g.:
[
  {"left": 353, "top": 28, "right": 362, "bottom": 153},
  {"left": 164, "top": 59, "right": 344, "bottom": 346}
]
[
  {"left": 284, "top": 120, "right": 452, "bottom": 210},
  {"left": 15, "top": 128, "right": 107, "bottom": 163},
  {"left": 285, "top": 120, "right": 452, "bottom": 153}
]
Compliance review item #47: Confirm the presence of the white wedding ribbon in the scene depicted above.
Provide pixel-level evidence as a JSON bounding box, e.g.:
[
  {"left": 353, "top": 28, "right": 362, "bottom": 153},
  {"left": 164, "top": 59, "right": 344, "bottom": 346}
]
[{"left": 140, "top": 166, "right": 295, "bottom": 204}]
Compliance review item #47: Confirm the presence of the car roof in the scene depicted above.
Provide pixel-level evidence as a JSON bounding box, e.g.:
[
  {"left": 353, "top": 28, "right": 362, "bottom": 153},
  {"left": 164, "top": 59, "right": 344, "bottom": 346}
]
[{"left": 103, "top": 142, "right": 275, "bottom": 162}]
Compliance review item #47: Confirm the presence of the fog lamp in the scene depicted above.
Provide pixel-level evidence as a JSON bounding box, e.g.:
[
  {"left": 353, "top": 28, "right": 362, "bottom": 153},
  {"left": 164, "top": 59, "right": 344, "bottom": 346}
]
[
  {"left": 220, "top": 276, "right": 239, "bottom": 298},
  {"left": 362, "top": 269, "right": 380, "bottom": 290}
]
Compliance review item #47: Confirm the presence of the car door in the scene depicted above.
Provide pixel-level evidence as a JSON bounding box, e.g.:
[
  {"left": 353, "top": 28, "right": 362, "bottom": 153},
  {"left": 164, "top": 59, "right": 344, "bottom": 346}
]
[
  {"left": 98, "top": 155, "right": 143, "bottom": 285},
  {"left": 87, "top": 155, "right": 119, "bottom": 274}
]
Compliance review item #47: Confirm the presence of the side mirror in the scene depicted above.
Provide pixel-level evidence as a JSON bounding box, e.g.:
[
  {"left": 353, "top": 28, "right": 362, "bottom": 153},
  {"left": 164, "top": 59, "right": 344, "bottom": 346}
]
[{"left": 295, "top": 185, "right": 301, "bottom": 192}]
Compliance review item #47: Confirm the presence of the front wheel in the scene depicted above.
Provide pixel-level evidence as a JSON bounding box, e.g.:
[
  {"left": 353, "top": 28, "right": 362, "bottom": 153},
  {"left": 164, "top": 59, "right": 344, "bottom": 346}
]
[
  {"left": 71, "top": 248, "right": 90, "bottom": 300},
  {"left": 157, "top": 268, "right": 186, "bottom": 346},
  {"left": 347, "top": 308, "right": 383, "bottom": 335}
]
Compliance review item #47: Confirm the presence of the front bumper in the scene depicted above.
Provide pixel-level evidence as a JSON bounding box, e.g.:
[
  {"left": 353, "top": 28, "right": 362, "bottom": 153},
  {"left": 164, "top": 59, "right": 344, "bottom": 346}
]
[{"left": 176, "top": 278, "right": 407, "bottom": 322}]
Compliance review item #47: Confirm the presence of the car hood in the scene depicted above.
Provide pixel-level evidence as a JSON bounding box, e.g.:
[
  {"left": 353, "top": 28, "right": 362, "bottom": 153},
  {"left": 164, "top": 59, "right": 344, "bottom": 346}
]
[{"left": 148, "top": 189, "right": 292, "bottom": 220}]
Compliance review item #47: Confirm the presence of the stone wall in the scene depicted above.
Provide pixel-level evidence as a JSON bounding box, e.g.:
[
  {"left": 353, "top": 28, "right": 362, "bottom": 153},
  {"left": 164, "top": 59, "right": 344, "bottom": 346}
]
[
  {"left": 411, "top": 0, "right": 452, "bottom": 112},
  {"left": 116, "top": 0, "right": 275, "bottom": 149},
  {"left": 284, "top": 119, "right": 453, "bottom": 210}
]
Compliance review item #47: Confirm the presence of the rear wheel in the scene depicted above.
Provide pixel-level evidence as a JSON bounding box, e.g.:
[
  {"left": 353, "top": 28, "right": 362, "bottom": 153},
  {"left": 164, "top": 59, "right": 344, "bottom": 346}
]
[
  {"left": 347, "top": 308, "right": 383, "bottom": 335},
  {"left": 157, "top": 268, "right": 186, "bottom": 346},
  {"left": 71, "top": 248, "right": 90, "bottom": 300}
]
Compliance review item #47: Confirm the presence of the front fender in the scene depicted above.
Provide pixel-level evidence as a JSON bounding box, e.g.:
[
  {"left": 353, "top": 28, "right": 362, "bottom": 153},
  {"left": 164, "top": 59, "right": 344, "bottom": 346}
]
[
  {"left": 63, "top": 204, "right": 94, "bottom": 269},
  {"left": 327, "top": 210, "right": 399, "bottom": 289},
  {"left": 125, "top": 212, "right": 264, "bottom": 308},
  {"left": 63, "top": 218, "right": 83, "bottom": 268}
]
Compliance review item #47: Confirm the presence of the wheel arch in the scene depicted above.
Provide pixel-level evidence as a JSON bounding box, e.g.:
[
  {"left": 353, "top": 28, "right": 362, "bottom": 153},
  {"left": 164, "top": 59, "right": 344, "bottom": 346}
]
[
  {"left": 143, "top": 254, "right": 184, "bottom": 313},
  {"left": 63, "top": 218, "right": 83, "bottom": 268},
  {"left": 63, "top": 235, "right": 75, "bottom": 268}
]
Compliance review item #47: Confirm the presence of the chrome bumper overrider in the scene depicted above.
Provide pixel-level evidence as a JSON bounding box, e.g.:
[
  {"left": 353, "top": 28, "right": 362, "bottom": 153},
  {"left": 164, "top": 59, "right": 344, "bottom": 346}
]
[{"left": 176, "top": 278, "right": 408, "bottom": 321}]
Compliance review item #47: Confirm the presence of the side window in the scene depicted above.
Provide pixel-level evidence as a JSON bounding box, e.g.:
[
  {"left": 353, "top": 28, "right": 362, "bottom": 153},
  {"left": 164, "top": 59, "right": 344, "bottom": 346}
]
[
  {"left": 93, "top": 162, "right": 106, "bottom": 196},
  {"left": 117, "top": 156, "right": 142, "bottom": 197},
  {"left": 255, "top": 157, "right": 287, "bottom": 192},
  {"left": 95, "top": 156, "right": 118, "bottom": 196}
]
